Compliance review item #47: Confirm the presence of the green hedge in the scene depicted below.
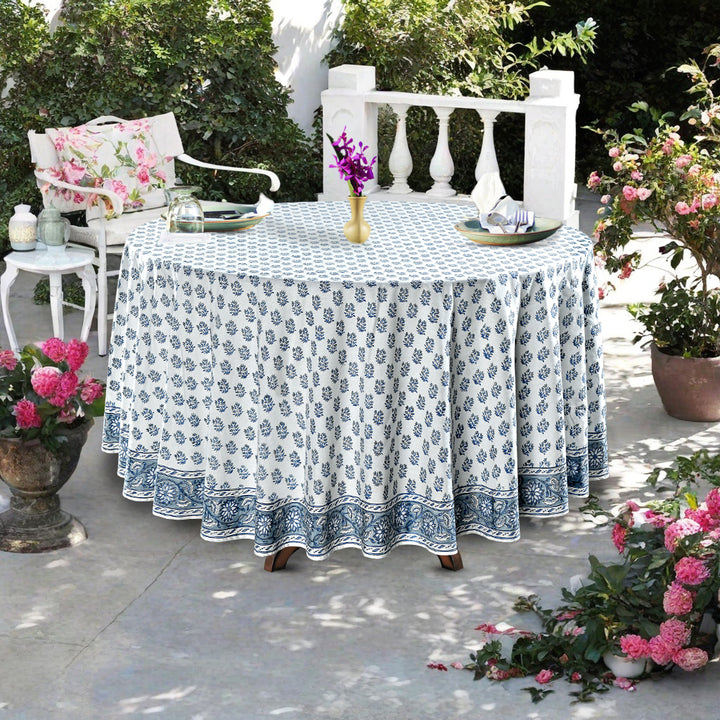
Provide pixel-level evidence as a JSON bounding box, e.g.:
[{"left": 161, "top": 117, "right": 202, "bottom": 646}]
[{"left": 0, "top": 0, "right": 319, "bottom": 249}]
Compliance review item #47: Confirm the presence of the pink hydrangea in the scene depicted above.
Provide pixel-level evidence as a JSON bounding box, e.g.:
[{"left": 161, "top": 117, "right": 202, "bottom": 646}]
[
  {"left": 0, "top": 349, "right": 17, "bottom": 371},
  {"left": 535, "top": 669, "right": 554, "bottom": 684},
  {"left": 659, "top": 619, "right": 691, "bottom": 649},
  {"left": 611, "top": 523, "right": 627, "bottom": 553},
  {"left": 674, "top": 556, "right": 710, "bottom": 586},
  {"left": 684, "top": 507, "right": 717, "bottom": 532},
  {"left": 706, "top": 488, "right": 720, "bottom": 517},
  {"left": 80, "top": 378, "right": 104, "bottom": 404},
  {"left": 663, "top": 581, "right": 695, "bottom": 616},
  {"left": 31, "top": 366, "right": 62, "bottom": 398},
  {"left": 41, "top": 337, "right": 66, "bottom": 363},
  {"left": 13, "top": 399, "right": 42, "bottom": 429},
  {"left": 50, "top": 371, "right": 79, "bottom": 408},
  {"left": 664, "top": 518, "right": 702, "bottom": 552},
  {"left": 644, "top": 509, "right": 672, "bottom": 528},
  {"left": 619, "top": 634, "right": 650, "bottom": 659},
  {"left": 648, "top": 635, "right": 676, "bottom": 666},
  {"left": 672, "top": 647, "right": 708, "bottom": 671},
  {"left": 65, "top": 339, "right": 89, "bottom": 372}
]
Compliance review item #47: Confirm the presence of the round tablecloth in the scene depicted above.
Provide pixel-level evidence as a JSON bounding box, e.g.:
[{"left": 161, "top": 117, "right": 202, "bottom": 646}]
[{"left": 102, "top": 201, "right": 607, "bottom": 559}]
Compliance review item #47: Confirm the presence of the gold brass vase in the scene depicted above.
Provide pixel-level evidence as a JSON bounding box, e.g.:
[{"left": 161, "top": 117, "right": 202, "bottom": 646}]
[{"left": 343, "top": 195, "right": 371, "bottom": 244}]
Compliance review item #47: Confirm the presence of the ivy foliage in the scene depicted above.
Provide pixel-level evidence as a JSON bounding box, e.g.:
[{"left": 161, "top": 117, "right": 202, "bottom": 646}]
[
  {"left": 0, "top": 0, "right": 318, "bottom": 248},
  {"left": 324, "top": 0, "right": 597, "bottom": 195}
]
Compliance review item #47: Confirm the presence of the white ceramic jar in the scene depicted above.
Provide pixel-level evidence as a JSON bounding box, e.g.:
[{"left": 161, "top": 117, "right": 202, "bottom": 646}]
[{"left": 8, "top": 204, "right": 37, "bottom": 252}]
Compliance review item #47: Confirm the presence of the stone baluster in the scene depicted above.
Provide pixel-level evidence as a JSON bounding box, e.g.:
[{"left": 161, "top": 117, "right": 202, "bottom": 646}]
[
  {"left": 427, "top": 106, "right": 455, "bottom": 197},
  {"left": 387, "top": 103, "right": 413, "bottom": 194},
  {"left": 470, "top": 111, "right": 506, "bottom": 214}
]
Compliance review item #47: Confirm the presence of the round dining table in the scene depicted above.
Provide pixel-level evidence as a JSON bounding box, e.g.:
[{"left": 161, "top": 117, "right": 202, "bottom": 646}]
[{"left": 102, "top": 200, "right": 607, "bottom": 569}]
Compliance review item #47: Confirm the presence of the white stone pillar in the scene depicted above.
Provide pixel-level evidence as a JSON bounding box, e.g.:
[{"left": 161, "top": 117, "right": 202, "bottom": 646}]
[
  {"left": 387, "top": 103, "right": 413, "bottom": 194},
  {"left": 320, "top": 65, "right": 379, "bottom": 200},
  {"left": 523, "top": 70, "right": 579, "bottom": 227},
  {"left": 427, "top": 106, "right": 455, "bottom": 197}
]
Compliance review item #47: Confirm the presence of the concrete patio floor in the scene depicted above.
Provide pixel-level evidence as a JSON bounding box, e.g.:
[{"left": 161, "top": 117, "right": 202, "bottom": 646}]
[{"left": 1, "top": 195, "right": 720, "bottom": 719}]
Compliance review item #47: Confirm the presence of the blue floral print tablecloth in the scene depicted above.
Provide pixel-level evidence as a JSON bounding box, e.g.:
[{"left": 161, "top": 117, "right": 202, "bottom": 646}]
[{"left": 102, "top": 201, "right": 607, "bottom": 560}]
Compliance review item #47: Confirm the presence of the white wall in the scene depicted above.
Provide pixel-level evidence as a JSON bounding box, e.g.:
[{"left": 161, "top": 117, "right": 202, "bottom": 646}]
[
  {"left": 270, "top": 0, "right": 343, "bottom": 135},
  {"left": 33, "top": 0, "right": 342, "bottom": 136}
]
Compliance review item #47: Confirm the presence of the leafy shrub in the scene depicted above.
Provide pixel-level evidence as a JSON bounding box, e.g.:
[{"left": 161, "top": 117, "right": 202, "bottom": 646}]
[
  {"left": 0, "top": 0, "right": 319, "bottom": 250},
  {"left": 323, "top": 0, "right": 597, "bottom": 196}
]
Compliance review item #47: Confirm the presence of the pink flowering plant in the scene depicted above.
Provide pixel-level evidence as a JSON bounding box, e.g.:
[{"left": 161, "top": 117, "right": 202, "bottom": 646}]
[
  {"left": 327, "top": 127, "right": 377, "bottom": 196},
  {"left": 464, "top": 450, "right": 720, "bottom": 703},
  {"left": 0, "top": 338, "right": 105, "bottom": 451},
  {"left": 588, "top": 44, "right": 720, "bottom": 357}
]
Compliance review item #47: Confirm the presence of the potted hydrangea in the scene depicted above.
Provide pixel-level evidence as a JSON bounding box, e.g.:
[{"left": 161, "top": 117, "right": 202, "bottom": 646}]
[
  {"left": 0, "top": 337, "right": 105, "bottom": 552},
  {"left": 588, "top": 43, "right": 720, "bottom": 420},
  {"left": 457, "top": 450, "right": 720, "bottom": 703}
]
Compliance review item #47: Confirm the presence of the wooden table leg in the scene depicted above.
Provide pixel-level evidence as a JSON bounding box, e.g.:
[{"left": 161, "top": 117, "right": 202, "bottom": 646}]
[
  {"left": 264, "top": 546, "right": 301, "bottom": 572},
  {"left": 438, "top": 552, "right": 463, "bottom": 571}
]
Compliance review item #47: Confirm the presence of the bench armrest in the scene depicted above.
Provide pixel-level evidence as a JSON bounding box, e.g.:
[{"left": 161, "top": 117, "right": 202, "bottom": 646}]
[
  {"left": 176, "top": 153, "right": 280, "bottom": 192},
  {"left": 34, "top": 170, "right": 124, "bottom": 217}
]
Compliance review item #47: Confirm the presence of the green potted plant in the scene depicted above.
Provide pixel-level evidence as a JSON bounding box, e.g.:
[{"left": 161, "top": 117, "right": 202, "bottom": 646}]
[
  {"left": 458, "top": 450, "right": 720, "bottom": 703},
  {"left": 587, "top": 43, "right": 720, "bottom": 420}
]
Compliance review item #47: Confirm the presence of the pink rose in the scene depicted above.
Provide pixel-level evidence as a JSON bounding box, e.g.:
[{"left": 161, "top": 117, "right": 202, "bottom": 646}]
[
  {"left": 535, "top": 669, "right": 554, "bottom": 684},
  {"left": 13, "top": 399, "right": 42, "bottom": 429},
  {"left": 637, "top": 187, "right": 652, "bottom": 200},
  {"left": 600, "top": 194, "right": 611, "bottom": 204},
  {"left": 673, "top": 647, "right": 708, "bottom": 671},
  {"left": 587, "top": 171, "right": 601, "bottom": 189},
  {"left": 622, "top": 185, "right": 638, "bottom": 201},
  {"left": 62, "top": 159, "right": 87, "bottom": 185},
  {"left": 608, "top": 146, "right": 621, "bottom": 157},
  {"left": 702, "top": 193, "right": 718, "bottom": 210},
  {"left": 613, "top": 161, "right": 623, "bottom": 172},
  {"left": 136, "top": 165, "right": 151, "bottom": 186},
  {"left": 630, "top": 169, "right": 643, "bottom": 181},
  {"left": 674, "top": 556, "right": 710, "bottom": 586},
  {"left": 675, "top": 154, "right": 692, "bottom": 168},
  {"left": 675, "top": 201, "right": 692, "bottom": 215}
]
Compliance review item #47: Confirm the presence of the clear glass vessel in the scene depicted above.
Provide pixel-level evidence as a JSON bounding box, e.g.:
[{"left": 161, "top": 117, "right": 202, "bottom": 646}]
[{"left": 165, "top": 186, "right": 204, "bottom": 234}]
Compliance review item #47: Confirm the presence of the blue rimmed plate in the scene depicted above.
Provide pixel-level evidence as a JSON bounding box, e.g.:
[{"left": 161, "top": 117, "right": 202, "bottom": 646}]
[
  {"left": 162, "top": 201, "right": 269, "bottom": 232},
  {"left": 455, "top": 217, "right": 562, "bottom": 245}
]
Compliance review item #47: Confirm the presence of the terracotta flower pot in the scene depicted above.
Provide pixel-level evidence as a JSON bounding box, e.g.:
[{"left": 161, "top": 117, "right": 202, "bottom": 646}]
[
  {"left": 0, "top": 420, "right": 93, "bottom": 552},
  {"left": 650, "top": 343, "right": 720, "bottom": 422}
]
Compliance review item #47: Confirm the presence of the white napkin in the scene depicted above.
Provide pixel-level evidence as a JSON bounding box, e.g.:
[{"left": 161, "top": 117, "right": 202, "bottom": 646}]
[{"left": 479, "top": 195, "right": 534, "bottom": 234}]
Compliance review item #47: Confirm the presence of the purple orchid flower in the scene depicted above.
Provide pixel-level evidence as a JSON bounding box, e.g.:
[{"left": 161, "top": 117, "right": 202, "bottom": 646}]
[{"left": 328, "top": 128, "right": 377, "bottom": 196}]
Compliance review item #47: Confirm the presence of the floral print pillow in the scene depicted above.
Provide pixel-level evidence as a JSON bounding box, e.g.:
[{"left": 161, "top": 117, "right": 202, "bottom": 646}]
[{"left": 43, "top": 118, "right": 173, "bottom": 218}]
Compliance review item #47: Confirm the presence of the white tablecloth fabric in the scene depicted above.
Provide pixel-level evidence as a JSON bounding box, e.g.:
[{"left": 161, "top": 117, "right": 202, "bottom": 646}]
[{"left": 102, "top": 201, "right": 607, "bottom": 559}]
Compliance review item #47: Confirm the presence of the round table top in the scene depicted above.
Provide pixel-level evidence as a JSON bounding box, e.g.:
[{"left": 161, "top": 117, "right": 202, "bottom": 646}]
[
  {"left": 5, "top": 247, "right": 94, "bottom": 272},
  {"left": 127, "top": 201, "right": 593, "bottom": 285}
]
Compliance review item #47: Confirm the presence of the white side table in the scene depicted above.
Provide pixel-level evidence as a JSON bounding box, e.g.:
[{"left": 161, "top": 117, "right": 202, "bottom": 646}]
[{"left": 0, "top": 248, "right": 98, "bottom": 353}]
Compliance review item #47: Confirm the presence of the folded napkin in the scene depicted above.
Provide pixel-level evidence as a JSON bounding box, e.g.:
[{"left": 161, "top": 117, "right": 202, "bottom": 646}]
[{"left": 479, "top": 195, "right": 535, "bottom": 234}]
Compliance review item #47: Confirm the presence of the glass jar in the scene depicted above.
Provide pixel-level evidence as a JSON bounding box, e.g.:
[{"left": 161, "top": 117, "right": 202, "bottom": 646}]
[
  {"left": 37, "top": 208, "right": 71, "bottom": 251},
  {"left": 165, "top": 186, "right": 204, "bottom": 233},
  {"left": 8, "top": 204, "right": 37, "bottom": 252}
]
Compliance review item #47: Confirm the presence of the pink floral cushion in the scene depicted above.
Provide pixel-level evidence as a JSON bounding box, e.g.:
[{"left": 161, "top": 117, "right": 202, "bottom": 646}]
[{"left": 42, "top": 118, "right": 173, "bottom": 218}]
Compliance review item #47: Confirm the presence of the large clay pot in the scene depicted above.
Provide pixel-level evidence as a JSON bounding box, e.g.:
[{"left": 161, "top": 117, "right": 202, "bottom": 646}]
[
  {"left": 651, "top": 343, "right": 720, "bottom": 422},
  {"left": 0, "top": 419, "right": 93, "bottom": 552}
]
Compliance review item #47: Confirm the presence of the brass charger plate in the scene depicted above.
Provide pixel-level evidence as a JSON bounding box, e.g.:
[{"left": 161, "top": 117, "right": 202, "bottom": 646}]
[{"left": 455, "top": 217, "right": 562, "bottom": 246}]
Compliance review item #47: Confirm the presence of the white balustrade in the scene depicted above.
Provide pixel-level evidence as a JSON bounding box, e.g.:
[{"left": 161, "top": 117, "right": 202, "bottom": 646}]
[{"left": 320, "top": 64, "right": 580, "bottom": 227}]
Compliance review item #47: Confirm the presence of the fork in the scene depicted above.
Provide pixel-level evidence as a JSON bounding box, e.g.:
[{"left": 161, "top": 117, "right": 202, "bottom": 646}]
[{"left": 512, "top": 209, "right": 531, "bottom": 232}]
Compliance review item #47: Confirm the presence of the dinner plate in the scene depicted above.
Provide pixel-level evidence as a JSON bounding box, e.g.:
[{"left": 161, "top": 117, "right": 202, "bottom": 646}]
[
  {"left": 162, "top": 201, "right": 269, "bottom": 232},
  {"left": 455, "top": 216, "right": 562, "bottom": 246}
]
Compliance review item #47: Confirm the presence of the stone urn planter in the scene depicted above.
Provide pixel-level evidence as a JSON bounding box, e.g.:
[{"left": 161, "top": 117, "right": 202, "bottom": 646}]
[
  {"left": 650, "top": 343, "right": 720, "bottom": 422},
  {"left": 0, "top": 419, "right": 93, "bottom": 553}
]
